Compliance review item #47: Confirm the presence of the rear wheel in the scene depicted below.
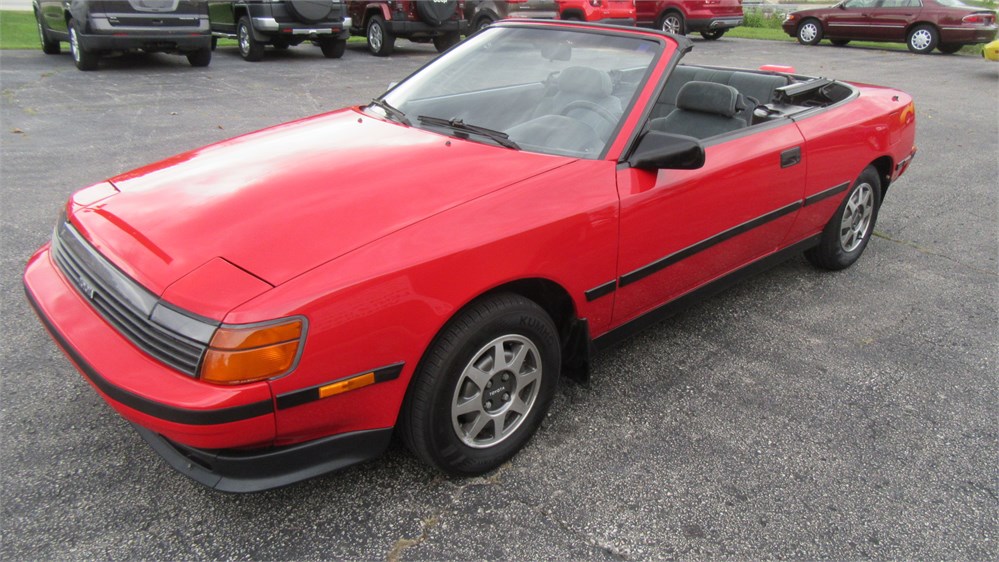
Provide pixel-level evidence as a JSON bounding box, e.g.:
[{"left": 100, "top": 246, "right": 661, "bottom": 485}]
[
  {"left": 700, "top": 29, "right": 726, "bottom": 40},
  {"left": 433, "top": 31, "right": 460, "bottom": 53},
  {"left": 237, "top": 16, "right": 264, "bottom": 61},
  {"left": 319, "top": 37, "right": 346, "bottom": 58},
  {"left": 907, "top": 24, "right": 938, "bottom": 54},
  {"left": 658, "top": 11, "right": 685, "bottom": 35},
  {"left": 805, "top": 166, "right": 882, "bottom": 270},
  {"left": 937, "top": 42, "right": 962, "bottom": 54},
  {"left": 830, "top": 38, "right": 850, "bottom": 46},
  {"left": 473, "top": 15, "right": 494, "bottom": 32},
  {"left": 36, "top": 12, "right": 60, "bottom": 54},
  {"left": 367, "top": 15, "right": 395, "bottom": 56},
  {"left": 69, "top": 19, "right": 99, "bottom": 71},
  {"left": 796, "top": 19, "right": 823, "bottom": 45},
  {"left": 400, "top": 293, "right": 560, "bottom": 475},
  {"left": 186, "top": 47, "right": 212, "bottom": 67}
]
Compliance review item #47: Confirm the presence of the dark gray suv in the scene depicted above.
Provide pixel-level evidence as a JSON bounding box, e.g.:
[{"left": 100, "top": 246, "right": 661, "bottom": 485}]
[
  {"left": 33, "top": 0, "right": 213, "bottom": 71},
  {"left": 207, "top": 0, "right": 350, "bottom": 61}
]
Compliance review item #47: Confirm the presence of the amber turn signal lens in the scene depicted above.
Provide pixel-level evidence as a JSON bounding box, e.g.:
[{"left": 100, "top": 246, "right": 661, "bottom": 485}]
[{"left": 200, "top": 318, "right": 305, "bottom": 385}]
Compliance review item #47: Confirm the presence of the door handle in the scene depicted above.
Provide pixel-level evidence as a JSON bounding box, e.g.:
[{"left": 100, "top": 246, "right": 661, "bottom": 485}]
[{"left": 781, "top": 147, "right": 802, "bottom": 168}]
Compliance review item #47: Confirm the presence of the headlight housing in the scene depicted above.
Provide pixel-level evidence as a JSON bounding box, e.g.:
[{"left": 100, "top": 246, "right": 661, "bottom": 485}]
[{"left": 200, "top": 317, "right": 306, "bottom": 385}]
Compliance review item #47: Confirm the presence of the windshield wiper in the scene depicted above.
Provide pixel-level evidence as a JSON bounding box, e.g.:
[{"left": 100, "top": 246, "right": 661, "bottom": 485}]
[
  {"left": 417, "top": 115, "right": 520, "bottom": 150},
  {"left": 368, "top": 98, "right": 411, "bottom": 126}
]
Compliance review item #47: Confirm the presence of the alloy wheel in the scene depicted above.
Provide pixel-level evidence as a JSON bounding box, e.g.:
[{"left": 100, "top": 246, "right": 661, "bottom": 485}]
[{"left": 839, "top": 183, "right": 874, "bottom": 252}]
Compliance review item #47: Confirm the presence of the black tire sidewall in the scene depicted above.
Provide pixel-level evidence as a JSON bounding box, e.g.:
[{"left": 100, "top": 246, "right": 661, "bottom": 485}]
[
  {"left": 798, "top": 19, "right": 822, "bottom": 45},
  {"left": 409, "top": 296, "right": 560, "bottom": 475},
  {"left": 908, "top": 25, "right": 938, "bottom": 54},
  {"left": 809, "top": 166, "right": 882, "bottom": 270}
]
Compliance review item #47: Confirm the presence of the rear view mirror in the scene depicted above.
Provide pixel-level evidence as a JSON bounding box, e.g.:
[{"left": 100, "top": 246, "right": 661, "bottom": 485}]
[{"left": 628, "top": 131, "right": 705, "bottom": 170}]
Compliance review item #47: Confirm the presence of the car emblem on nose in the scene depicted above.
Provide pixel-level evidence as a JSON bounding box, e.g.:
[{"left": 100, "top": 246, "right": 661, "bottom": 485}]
[{"left": 76, "top": 275, "right": 97, "bottom": 300}]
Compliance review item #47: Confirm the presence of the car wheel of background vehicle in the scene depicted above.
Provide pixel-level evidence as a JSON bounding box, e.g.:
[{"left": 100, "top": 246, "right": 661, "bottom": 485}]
[
  {"left": 936, "top": 42, "right": 962, "bottom": 54},
  {"left": 68, "top": 20, "right": 98, "bottom": 71},
  {"left": 433, "top": 31, "right": 460, "bottom": 53},
  {"left": 416, "top": 0, "right": 458, "bottom": 27},
  {"left": 474, "top": 15, "right": 494, "bottom": 32},
  {"left": 367, "top": 15, "right": 395, "bottom": 56},
  {"left": 805, "top": 165, "right": 882, "bottom": 270},
  {"left": 399, "top": 293, "right": 560, "bottom": 476},
  {"left": 700, "top": 29, "right": 725, "bottom": 40},
  {"left": 36, "top": 12, "right": 60, "bottom": 54},
  {"left": 210, "top": 36, "right": 218, "bottom": 51},
  {"left": 187, "top": 47, "right": 212, "bottom": 67},
  {"left": 797, "top": 19, "right": 823, "bottom": 45},
  {"left": 658, "top": 11, "right": 685, "bottom": 35},
  {"left": 907, "top": 24, "right": 938, "bottom": 54},
  {"left": 286, "top": 0, "right": 334, "bottom": 24},
  {"left": 319, "top": 37, "right": 346, "bottom": 58},
  {"left": 830, "top": 38, "right": 850, "bottom": 46},
  {"left": 271, "top": 38, "right": 290, "bottom": 50},
  {"left": 237, "top": 16, "right": 265, "bottom": 61}
]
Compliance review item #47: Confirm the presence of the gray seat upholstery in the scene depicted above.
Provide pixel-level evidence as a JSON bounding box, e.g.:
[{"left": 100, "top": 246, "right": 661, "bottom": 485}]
[
  {"left": 651, "top": 65, "right": 791, "bottom": 125},
  {"left": 649, "top": 81, "right": 748, "bottom": 139},
  {"left": 533, "top": 66, "right": 622, "bottom": 139}
]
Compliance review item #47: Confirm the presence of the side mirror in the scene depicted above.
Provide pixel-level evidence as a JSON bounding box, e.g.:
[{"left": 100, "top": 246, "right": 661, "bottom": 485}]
[{"left": 628, "top": 131, "right": 705, "bottom": 170}]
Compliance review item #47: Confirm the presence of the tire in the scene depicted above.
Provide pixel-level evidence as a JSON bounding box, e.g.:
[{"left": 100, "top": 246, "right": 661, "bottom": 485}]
[
  {"left": 830, "top": 38, "right": 850, "bottom": 46},
  {"left": 210, "top": 36, "right": 218, "bottom": 51},
  {"left": 415, "top": 0, "right": 458, "bottom": 27},
  {"left": 805, "top": 166, "right": 882, "bottom": 271},
  {"left": 319, "top": 37, "right": 346, "bottom": 58},
  {"left": 69, "top": 19, "right": 98, "bottom": 71},
  {"left": 700, "top": 29, "right": 725, "bottom": 40},
  {"left": 796, "top": 19, "right": 823, "bottom": 46},
  {"left": 433, "top": 31, "right": 460, "bottom": 53},
  {"left": 367, "top": 15, "right": 395, "bottom": 57},
  {"left": 907, "top": 24, "right": 938, "bottom": 54},
  {"left": 658, "top": 11, "right": 685, "bottom": 35},
  {"left": 473, "top": 15, "right": 494, "bottom": 33},
  {"left": 937, "top": 42, "right": 962, "bottom": 54},
  {"left": 286, "top": 0, "right": 335, "bottom": 24},
  {"left": 400, "top": 293, "right": 561, "bottom": 476},
  {"left": 187, "top": 47, "right": 212, "bottom": 67},
  {"left": 237, "top": 16, "right": 264, "bottom": 61},
  {"left": 36, "top": 12, "right": 60, "bottom": 54}
]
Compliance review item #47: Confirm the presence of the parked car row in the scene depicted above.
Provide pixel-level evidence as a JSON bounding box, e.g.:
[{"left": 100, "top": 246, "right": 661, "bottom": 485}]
[{"left": 33, "top": 0, "right": 747, "bottom": 69}]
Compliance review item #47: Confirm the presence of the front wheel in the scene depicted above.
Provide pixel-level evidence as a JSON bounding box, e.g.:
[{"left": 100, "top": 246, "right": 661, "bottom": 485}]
[
  {"left": 237, "top": 16, "right": 264, "bottom": 61},
  {"left": 319, "top": 37, "right": 346, "bottom": 58},
  {"left": 797, "top": 19, "right": 823, "bottom": 45},
  {"left": 432, "top": 31, "right": 460, "bottom": 53},
  {"left": 907, "top": 24, "right": 938, "bottom": 54},
  {"left": 937, "top": 43, "right": 962, "bottom": 54},
  {"left": 367, "top": 15, "right": 395, "bottom": 56},
  {"left": 700, "top": 29, "right": 726, "bottom": 40},
  {"left": 659, "top": 11, "right": 685, "bottom": 35},
  {"left": 805, "top": 166, "right": 882, "bottom": 270},
  {"left": 36, "top": 12, "right": 60, "bottom": 54},
  {"left": 69, "top": 19, "right": 99, "bottom": 70},
  {"left": 400, "top": 293, "right": 561, "bottom": 476}
]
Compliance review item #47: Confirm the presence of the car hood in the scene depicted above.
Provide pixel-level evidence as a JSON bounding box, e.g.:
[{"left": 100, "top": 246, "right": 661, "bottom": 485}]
[{"left": 69, "top": 108, "right": 570, "bottom": 303}]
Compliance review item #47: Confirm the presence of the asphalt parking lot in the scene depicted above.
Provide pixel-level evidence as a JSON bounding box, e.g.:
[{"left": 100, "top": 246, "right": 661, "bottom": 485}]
[{"left": 1, "top": 37, "right": 996, "bottom": 560}]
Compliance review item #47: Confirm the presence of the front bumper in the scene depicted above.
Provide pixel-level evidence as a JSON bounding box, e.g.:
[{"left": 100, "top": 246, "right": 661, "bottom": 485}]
[{"left": 136, "top": 424, "right": 392, "bottom": 493}]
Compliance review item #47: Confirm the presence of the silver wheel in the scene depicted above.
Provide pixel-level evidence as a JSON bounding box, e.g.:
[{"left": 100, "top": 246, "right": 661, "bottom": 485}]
[
  {"left": 368, "top": 21, "right": 383, "bottom": 52},
  {"left": 238, "top": 24, "right": 250, "bottom": 54},
  {"left": 70, "top": 26, "right": 80, "bottom": 63},
  {"left": 660, "top": 13, "right": 683, "bottom": 35},
  {"left": 839, "top": 182, "right": 874, "bottom": 252},
  {"left": 799, "top": 22, "right": 820, "bottom": 44},
  {"left": 909, "top": 28, "right": 933, "bottom": 52},
  {"left": 451, "top": 334, "right": 542, "bottom": 449}
]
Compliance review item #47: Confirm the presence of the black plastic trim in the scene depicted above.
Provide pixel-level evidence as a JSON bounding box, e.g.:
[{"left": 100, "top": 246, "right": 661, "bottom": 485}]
[
  {"left": 804, "top": 181, "right": 850, "bottom": 207},
  {"left": 584, "top": 280, "right": 617, "bottom": 302},
  {"left": 595, "top": 235, "right": 821, "bottom": 350},
  {"left": 133, "top": 424, "right": 393, "bottom": 493},
  {"left": 24, "top": 287, "right": 273, "bottom": 426},
  {"left": 619, "top": 201, "right": 802, "bottom": 288},
  {"left": 275, "top": 363, "right": 404, "bottom": 411}
]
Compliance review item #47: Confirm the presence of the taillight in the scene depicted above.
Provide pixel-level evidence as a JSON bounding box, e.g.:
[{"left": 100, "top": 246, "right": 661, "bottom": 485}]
[{"left": 963, "top": 13, "right": 994, "bottom": 24}]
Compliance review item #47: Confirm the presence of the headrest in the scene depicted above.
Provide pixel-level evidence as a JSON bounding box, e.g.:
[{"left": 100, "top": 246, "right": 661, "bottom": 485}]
[
  {"left": 558, "top": 66, "right": 613, "bottom": 98},
  {"left": 675, "top": 81, "right": 747, "bottom": 118}
]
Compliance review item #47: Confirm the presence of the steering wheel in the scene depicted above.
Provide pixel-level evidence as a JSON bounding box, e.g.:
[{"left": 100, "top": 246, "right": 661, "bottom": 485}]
[{"left": 557, "top": 100, "right": 620, "bottom": 131}]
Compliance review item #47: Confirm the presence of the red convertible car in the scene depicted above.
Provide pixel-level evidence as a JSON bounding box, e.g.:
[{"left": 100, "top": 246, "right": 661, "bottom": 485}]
[{"left": 24, "top": 20, "right": 916, "bottom": 492}]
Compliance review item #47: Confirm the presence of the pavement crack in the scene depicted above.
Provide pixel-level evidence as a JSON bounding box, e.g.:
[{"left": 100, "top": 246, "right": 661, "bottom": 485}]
[
  {"left": 872, "top": 231, "right": 997, "bottom": 276},
  {"left": 386, "top": 512, "right": 441, "bottom": 562}
]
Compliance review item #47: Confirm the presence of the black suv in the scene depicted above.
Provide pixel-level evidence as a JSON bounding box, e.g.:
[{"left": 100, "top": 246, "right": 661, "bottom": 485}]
[
  {"left": 347, "top": 0, "right": 467, "bottom": 57},
  {"left": 207, "top": 1, "right": 350, "bottom": 61},
  {"left": 33, "top": 0, "right": 213, "bottom": 71}
]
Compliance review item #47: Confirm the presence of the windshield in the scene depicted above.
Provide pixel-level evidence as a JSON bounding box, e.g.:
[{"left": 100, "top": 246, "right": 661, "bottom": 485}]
[{"left": 378, "top": 26, "right": 662, "bottom": 159}]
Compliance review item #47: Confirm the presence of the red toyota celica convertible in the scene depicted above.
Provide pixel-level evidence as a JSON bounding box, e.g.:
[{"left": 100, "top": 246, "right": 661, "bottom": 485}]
[{"left": 24, "top": 20, "right": 917, "bottom": 492}]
